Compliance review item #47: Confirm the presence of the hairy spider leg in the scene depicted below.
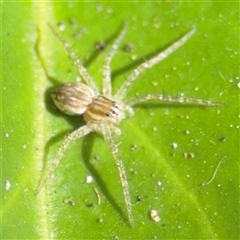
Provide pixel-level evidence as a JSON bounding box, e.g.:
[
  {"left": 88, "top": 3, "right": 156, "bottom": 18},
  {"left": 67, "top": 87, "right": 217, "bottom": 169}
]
[
  {"left": 102, "top": 23, "right": 128, "bottom": 97},
  {"left": 49, "top": 24, "right": 99, "bottom": 95},
  {"left": 115, "top": 29, "right": 196, "bottom": 100},
  {"left": 101, "top": 124, "right": 134, "bottom": 228},
  {"left": 125, "top": 94, "right": 225, "bottom": 107},
  {"left": 36, "top": 125, "right": 92, "bottom": 195}
]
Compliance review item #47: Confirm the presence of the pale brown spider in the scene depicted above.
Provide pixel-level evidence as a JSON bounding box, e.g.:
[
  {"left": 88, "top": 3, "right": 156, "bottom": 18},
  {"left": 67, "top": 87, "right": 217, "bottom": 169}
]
[{"left": 36, "top": 23, "right": 223, "bottom": 227}]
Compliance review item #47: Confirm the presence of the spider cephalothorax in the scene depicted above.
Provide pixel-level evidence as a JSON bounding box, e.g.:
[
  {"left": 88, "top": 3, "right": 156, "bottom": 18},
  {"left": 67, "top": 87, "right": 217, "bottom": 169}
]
[{"left": 36, "top": 23, "right": 223, "bottom": 227}]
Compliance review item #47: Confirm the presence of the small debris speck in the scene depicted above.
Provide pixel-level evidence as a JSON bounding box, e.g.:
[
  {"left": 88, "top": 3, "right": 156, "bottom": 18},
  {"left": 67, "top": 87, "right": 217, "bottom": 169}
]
[
  {"left": 137, "top": 196, "right": 142, "bottom": 202},
  {"left": 130, "top": 54, "right": 137, "bottom": 61},
  {"left": 189, "top": 152, "right": 195, "bottom": 158},
  {"left": 86, "top": 175, "right": 93, "bottom": 183},
  {"left": 164, "top": 74, "right": 169, "bottom": 79},
  {"left": 131, "top": 144, "right": 137, "bottom": 151},
  {"left": 219, "top": 136, "right": 226, "bottom": 142},
  {"left": 185, "top": 130, "right": 190, "bottom": 135},
  {"left": 154, "top": 22, "right": 161, "bottom": 29},
  {"left": 171, "top": 142, "right": 178, "bottom": 149},
  {"left": 152, "top": 81, "right": 158, "bottom": 86},
  {"left": 57, "top": 22, "right": 66, "bottom": 31},
  {"left": 95, "top": 41, "right": 106, "bottom": 50},
  {"left": 5, "top": 180, "right": 11, "bottom": 190},
  {"left": 124, "top": 43, "right": 134, "bottom": 52},
  {"left": 93, "top": 186, "right": 101, "bottom": 205},
  {"left": 150, "top": 210, "right": 161, "bottom": 222}
]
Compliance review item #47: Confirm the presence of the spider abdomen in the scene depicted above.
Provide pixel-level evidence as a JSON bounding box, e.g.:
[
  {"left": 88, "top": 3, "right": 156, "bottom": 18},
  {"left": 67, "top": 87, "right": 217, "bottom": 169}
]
[{"left": 51, "top": 82, "right": 94, "bottom": 115}]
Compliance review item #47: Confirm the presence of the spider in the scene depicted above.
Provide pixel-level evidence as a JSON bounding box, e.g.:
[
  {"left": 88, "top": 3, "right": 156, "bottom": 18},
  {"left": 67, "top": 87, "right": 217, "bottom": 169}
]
[{"left": 36, "top": 23, "right": 223, "bottom": 228}]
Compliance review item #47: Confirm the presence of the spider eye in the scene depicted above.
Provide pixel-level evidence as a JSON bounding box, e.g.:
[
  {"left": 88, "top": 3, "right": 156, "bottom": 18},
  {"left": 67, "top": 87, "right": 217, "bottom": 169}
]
[{"left": 105, "top": 109, "right": 117, "bottom": 117}]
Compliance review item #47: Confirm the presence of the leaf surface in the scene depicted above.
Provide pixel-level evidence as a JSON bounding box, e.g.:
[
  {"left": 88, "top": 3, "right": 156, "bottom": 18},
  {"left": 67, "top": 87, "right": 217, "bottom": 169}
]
[{"left": 2, "top": 2, "right": 239, "bottom": 239}]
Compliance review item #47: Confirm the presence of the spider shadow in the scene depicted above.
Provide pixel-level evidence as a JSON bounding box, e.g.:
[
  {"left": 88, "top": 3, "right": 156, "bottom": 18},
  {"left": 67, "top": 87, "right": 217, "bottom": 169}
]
[
  {"left": 35, "top": 27, "right": 88, "bottom": 193},
  {"left": 36, "top": 85, "right": 86, "bottom": 189},
  {"left": 133, "top": 102, "right": 209, "bottom": 110},
  {"left": 83, "top": 25, "right": 123, "bottom": 69},
  {"left": 81, "top": 133, "right": 128, "bottom": 223},
  {"left": 39, "top": 121, "right": 126, "bottom": 222},
  {"left": 35, "top": 25, "right": 127, "bottom": 221},
  {"left": 111, "top": 33, "right": 187, "bottom": 82},
  {"left": 43, "top": 83, "right": 126, "bottom": 222}
]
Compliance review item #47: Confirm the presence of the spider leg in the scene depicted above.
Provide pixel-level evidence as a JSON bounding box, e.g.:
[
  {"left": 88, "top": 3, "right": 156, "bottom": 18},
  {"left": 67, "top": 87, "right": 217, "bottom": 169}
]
[
  {"left": 49, "top": 24, "right": 99, "bottom": 94},
  {"left": 116, "top": 29, "right": 196, "bottom": 99},
  {"left": 36, "top": 125, "right": 92, "bottom": 195},
  {"left": 125, "top": 93, "right": 225, "bottom": 107},
  {"left": 101, "top": 124, "right": 134, "bottom": 228},
  {"left": 102, "top": 23, "right": 128, "bottom": 97}
]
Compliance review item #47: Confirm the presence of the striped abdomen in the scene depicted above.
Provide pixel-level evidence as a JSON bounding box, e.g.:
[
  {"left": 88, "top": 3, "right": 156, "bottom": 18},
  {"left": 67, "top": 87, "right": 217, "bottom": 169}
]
[{"left": 51, "top": 83, "right": 94, "bottom": 115}]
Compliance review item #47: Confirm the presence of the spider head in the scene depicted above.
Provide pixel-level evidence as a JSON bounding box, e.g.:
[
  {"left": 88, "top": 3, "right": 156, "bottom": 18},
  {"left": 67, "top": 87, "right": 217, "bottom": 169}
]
[{"left": 84, "top": 96, "right": 125, "bottom": 125}]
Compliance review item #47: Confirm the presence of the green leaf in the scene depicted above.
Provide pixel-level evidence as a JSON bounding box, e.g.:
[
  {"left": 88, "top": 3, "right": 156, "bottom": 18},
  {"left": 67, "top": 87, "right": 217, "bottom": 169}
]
[{"left": 2, "top": 2, "right": 239, "bottom": 239}]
